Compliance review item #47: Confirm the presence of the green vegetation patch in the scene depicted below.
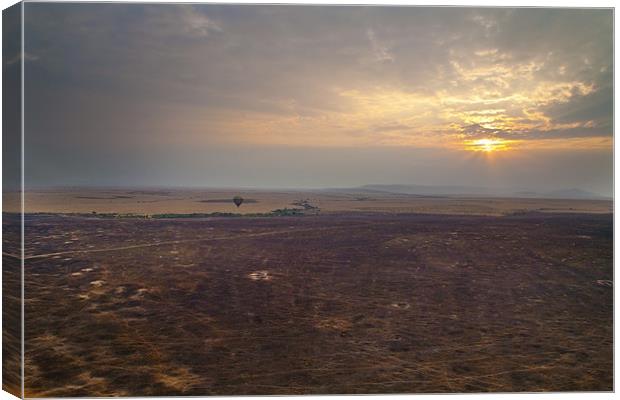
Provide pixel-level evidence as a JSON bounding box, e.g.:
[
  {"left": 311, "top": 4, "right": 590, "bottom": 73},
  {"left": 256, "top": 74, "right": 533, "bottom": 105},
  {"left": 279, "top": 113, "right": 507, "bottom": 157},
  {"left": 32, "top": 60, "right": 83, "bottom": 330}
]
[{"left": 56, "top": 208, "right": 308, "bottom": 219}]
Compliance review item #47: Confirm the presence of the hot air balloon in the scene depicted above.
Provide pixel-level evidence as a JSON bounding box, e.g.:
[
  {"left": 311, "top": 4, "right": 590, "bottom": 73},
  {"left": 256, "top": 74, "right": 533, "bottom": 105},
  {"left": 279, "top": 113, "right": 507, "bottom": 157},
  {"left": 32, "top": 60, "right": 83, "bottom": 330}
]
[{"left": 233, "top": 196, "right": 244, "bottom": 207}]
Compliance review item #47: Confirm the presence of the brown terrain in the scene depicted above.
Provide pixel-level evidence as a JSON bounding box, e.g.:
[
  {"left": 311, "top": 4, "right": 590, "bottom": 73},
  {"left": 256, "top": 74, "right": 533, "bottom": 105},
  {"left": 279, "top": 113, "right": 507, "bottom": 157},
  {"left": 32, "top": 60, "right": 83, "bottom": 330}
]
[
  {"left": 3, "top": 188, "right": 613, "bottom": 215},
  {"left": 3, "top": 189, "right": 613, "bottom": 395},
  {"left": 3, "top": 212, "right": 22, "bottom": 397}
]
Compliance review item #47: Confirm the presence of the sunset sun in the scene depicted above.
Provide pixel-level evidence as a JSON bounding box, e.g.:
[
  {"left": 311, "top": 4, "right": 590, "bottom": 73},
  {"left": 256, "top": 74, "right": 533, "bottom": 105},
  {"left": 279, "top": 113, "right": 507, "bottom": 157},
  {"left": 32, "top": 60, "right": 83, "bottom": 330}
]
[{"left": 465, "top": 138, "right": 511, "bottom": 153}]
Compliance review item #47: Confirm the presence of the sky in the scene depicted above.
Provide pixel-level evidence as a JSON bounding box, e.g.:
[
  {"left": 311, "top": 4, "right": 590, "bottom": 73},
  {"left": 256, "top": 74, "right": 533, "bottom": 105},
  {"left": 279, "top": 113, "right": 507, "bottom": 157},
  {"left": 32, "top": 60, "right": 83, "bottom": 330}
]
[{"left": 21, "top": 4, "right": 613, "bottom": 195}]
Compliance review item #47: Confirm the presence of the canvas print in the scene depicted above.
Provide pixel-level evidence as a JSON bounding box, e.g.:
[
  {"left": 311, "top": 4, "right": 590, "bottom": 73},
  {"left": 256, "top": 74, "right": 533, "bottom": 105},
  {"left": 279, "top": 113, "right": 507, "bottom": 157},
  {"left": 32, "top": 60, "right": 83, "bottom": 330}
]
[{"left": 2, "top": 3, "right": 614, "bottom": 397}]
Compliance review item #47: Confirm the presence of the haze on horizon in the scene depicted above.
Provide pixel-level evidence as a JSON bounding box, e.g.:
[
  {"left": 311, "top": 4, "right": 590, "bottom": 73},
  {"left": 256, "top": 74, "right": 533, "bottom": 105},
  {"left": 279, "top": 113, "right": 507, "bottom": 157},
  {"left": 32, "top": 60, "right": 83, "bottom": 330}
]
[{"left": 18, "top": 5, "right": 613, "bottom": 196}]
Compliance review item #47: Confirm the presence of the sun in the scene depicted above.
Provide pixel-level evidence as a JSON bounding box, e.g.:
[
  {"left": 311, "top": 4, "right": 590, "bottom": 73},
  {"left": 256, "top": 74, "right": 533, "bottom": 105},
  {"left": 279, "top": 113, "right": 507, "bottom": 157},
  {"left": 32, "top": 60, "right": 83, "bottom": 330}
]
[{"left": 465, "top": 138, "right": 511, "bottom": 152}]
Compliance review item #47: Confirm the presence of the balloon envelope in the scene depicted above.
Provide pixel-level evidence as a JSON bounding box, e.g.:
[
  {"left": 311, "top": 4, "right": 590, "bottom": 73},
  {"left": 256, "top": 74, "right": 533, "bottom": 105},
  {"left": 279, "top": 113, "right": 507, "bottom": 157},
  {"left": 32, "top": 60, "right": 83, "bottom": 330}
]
[{"left": 233, "top": 196, "right": 244, "bottom": 207}]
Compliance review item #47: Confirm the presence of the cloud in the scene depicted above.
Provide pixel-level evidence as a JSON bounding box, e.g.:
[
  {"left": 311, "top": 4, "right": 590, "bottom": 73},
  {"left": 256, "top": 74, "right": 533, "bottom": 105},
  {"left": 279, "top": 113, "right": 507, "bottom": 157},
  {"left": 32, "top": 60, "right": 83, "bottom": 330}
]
[
  {"left": 374, "top": 123, "right": 412, "bottom": 133},
  {"left": 22, "top": 4, "right": 612, "bottom": 190},
  {"left": 140, "top": 5, "right": 222, "bottom": 38},
  {"left": 5, "top": 52, "right": 39, "bottom": 66},
  {"left": 366, "top": 28, "right": 394, "bottom": 63}
]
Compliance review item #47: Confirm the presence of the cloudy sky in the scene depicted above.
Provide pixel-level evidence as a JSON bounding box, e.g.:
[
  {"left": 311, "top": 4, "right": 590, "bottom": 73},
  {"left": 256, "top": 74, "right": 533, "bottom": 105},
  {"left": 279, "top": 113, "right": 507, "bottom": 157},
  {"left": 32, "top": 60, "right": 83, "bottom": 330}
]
[{"left": 22, "top": 4, "right": 613, "bottom": 195}]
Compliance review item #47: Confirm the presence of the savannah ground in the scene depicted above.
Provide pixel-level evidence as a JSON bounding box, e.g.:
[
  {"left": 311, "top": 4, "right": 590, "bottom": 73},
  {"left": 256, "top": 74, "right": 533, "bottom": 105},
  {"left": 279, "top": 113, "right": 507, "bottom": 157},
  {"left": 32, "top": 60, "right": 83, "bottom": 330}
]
[{"left": 4, "top": 188, "right": 613, "bottom": 395}]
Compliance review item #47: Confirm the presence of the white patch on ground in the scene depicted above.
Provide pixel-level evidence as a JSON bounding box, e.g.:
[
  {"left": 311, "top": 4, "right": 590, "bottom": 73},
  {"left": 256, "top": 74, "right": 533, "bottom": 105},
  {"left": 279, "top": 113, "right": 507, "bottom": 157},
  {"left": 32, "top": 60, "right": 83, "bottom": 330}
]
[
  {"left": 248, "top": 270, "right": 272, "bottom": 281},
  {"left": 90, "top": 280, "right": 106, "bottom": 287}
]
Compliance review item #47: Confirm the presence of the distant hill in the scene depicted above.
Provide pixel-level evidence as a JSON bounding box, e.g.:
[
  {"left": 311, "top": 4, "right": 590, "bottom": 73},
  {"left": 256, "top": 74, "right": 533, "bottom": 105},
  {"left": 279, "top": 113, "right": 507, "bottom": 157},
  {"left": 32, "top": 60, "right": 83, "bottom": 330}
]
[
  {"left": 544, "top": 188, "right": 609, "bottom": 200},
  {"left": 357, "top": 184, "right": 500, "bottom": 197},
  {"left": 334, "top": 184, "right": 609, "bottom": 200}
]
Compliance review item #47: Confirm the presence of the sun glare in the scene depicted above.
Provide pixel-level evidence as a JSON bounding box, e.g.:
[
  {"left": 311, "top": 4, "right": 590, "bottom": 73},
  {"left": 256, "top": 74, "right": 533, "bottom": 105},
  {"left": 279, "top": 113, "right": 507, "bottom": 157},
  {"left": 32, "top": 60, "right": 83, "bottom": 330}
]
[{"left": 465, "top": 138, "right": 511, "bottom": 152}]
